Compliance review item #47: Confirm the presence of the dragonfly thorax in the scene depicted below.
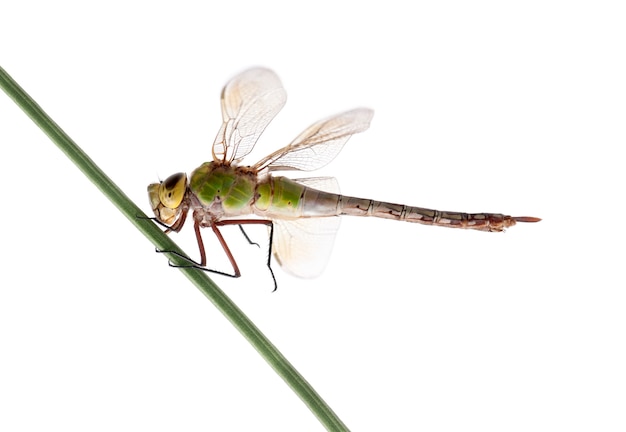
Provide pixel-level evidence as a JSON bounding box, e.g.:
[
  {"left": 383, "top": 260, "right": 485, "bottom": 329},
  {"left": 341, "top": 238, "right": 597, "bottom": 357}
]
[{"left": 188, "top": 162, "right": 259, "bottom": 219}]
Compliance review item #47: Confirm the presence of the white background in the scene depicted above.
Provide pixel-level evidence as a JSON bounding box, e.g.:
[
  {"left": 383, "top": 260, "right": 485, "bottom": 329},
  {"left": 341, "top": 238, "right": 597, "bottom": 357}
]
[{"left": 1, "top": 2, "right": 624, "bottom": 431}]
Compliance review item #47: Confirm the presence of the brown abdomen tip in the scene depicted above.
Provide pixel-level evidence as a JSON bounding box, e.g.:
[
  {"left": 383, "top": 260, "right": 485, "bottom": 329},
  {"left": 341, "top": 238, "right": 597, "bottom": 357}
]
[{"left": 513, "top": 216, "right": 542, "bottom": 223}]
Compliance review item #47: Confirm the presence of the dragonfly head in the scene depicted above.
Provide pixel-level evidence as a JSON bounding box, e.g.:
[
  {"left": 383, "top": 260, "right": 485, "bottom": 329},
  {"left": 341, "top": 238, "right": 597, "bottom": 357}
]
[{"left": 148, "top": 172, "right": 188, "bottom": 225}]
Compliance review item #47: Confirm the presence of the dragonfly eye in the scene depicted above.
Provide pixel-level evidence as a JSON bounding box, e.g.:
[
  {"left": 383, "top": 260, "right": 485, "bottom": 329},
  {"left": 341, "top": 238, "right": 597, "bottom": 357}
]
[{"left": 159, "top": 172, "right": 187, "bottom": 209}]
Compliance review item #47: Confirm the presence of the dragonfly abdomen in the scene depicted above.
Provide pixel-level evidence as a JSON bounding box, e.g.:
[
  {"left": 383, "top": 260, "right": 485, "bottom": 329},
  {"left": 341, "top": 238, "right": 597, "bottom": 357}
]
[
  {"left": 339, "top": 196, "right": 536, "bottom": 232},
  {"left": 255, "top": 177, "right": 537, "bottom": 232}
]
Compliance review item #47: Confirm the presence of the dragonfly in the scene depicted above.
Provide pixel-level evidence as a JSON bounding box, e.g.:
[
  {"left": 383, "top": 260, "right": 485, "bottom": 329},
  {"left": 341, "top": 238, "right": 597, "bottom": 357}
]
[{"left": 148, "top": 67, "right": 540, "bottom": 286}]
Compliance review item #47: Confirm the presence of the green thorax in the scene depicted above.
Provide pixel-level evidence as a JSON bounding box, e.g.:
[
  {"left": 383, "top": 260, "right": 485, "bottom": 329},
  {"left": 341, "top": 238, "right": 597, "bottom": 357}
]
[{"left": 189, "top": 162, "right": 257, "bottom": 213}]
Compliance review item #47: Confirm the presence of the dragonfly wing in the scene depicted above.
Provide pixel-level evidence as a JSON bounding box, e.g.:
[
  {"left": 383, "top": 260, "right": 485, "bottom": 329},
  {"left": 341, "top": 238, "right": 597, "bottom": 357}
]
[
  {"left": 273, "top": 217, "right": 341, "bottom": 278},
  {"left": 291, "top": 176, "right": 340, "bottom": 194},
  {"left": 254, "top": 108, "right": 374, "bottom": 172},
  {"left": 272, "top": 176, "right": 341, "bottom": 278},
  {"left": 212, "top": 68, "right": 287, "bottom": 164}
]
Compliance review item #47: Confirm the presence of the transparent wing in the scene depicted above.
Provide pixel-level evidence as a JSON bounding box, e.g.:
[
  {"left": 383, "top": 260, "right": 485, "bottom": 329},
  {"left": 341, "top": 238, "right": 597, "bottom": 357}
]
[
  {"left": 272, "top": 177, "right": 341, "bottom": 278},
  {"left": 254, "top": 108, "right": 374, "bottom": 172},
  {"left": 212, "top": 67, "right": 287, "bottom": 164}
]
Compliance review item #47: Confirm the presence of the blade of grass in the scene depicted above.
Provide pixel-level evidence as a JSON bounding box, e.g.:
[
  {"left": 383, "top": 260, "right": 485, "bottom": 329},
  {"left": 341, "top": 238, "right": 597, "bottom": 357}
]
[{"left": 0, "top": 65, "right": 349, "bottom": 432}]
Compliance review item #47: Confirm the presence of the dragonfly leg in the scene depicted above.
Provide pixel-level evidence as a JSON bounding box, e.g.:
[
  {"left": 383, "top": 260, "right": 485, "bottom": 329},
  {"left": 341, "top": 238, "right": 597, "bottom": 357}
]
[
  {"left": 157, "top": 216, "right": 277, "bottom": 290},
  {"left": 143, "top": 206, "right": 189, "bottom": 233},
  {"left": 208, "top": 222, "right": 241, "bottom": 277},
  {"left": 215, "top": 219, "right": 277, "bottom": 291},
  {"left": 139, "top": 214, "right": 176, "bottom": 250},
  {"left": 238, "top": 225, "right": 260, "bottom": 248},
  {"left": 159, "top": 219, "right": 242, "bottom": 279},
  {"left": 165, "top": 207, "right": 189, "bottom": 234},
  {"left": 159, "top": 250, "right": 235, "bottom": 276},
  {"left": 138, "top": 214, "right": 174, "bottom": 232}
]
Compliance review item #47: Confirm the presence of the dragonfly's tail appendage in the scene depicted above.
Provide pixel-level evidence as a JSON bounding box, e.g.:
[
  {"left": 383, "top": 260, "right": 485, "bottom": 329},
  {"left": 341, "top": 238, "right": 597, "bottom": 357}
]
[
  {"left": 433, "top": 213, "right": 541, "bottom": 232},
  {"left": 478, "top": 214, "right": 542, "bottom": 232},
  {"left": 512, "top": 216, "right": 542, "bottom": 223}
]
